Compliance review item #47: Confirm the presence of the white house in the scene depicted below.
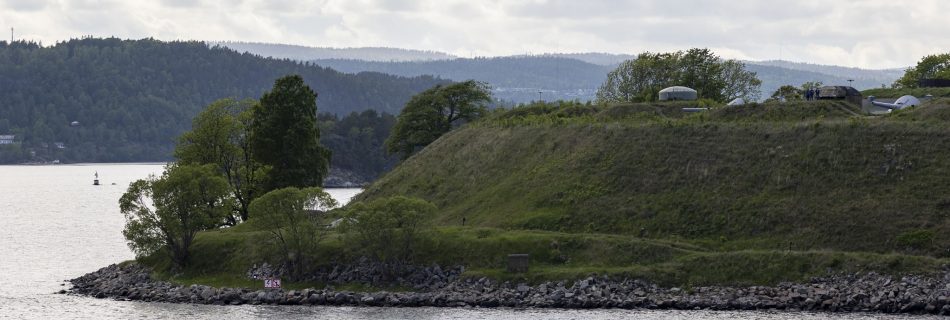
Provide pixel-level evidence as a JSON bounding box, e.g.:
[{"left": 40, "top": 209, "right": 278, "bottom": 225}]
[{"left": 0, "top": 135, "right": 14, "bottom": 145}]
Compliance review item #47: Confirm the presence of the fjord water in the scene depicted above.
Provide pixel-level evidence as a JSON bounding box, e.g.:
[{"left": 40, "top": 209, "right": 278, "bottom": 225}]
[{"left": 0, "top": 164, "right": 939, "bottom": 319}]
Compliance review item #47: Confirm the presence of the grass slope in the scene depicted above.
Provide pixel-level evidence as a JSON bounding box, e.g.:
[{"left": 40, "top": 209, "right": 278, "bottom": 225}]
[{"left": 358, "top": 101, "right": 950, "bottom": 257}]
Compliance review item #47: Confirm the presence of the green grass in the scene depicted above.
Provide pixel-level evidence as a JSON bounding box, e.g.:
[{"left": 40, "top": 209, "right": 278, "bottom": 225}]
[
  {"left": 358, "top": 101, "right": 950, "bottom": 257},
  {"left": 144, "top": 224, "right": 949, "bottom": 289}
]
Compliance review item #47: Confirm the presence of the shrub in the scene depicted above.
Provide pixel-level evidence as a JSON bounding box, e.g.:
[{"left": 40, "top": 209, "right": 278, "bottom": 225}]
[
  {"left": 341, "top": 196, "right": 437, "bottom": 264},
  {"left": 249, "top": 187, "right": 338, "bottom": 279},
  {"left": 896, "top": 229, "right": 935, "bottom": 251}
]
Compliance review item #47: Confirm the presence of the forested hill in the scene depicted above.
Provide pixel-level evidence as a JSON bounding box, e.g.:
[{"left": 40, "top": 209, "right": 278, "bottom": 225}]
[
  {"left": 746, "top": 60, "right": 905, "bottom": 85},
  {"left": 0, "top": 38, "right": 446, "bottom": 164},
  {"left": 313, "top": 56, "right": 614, "bottom": 103}
]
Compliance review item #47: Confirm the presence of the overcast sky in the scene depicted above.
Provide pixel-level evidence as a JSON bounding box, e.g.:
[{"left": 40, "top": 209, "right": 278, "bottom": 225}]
[{"left": 2, "top": 0, "right": 947, "bottom": 69}]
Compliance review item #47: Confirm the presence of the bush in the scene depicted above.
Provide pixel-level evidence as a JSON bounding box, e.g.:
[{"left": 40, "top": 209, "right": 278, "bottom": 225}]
[
  {"left": 896, "top": 229, "right": 935, "bottom": 251},
  {"left": 341, "top": 196, "right": 437, "bottom": 264},
  {"left": 249, "top": 187, "right": 338, "bottom": 279}
]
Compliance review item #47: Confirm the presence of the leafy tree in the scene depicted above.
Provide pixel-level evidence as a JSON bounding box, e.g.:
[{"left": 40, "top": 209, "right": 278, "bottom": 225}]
[
  {"left": 175, "top": 98, "right": 265, "bottom": 224},
  {"left": 767, "top": 85, "right": 804, "bottom": 102},
  {"left": 719, "top": 60, "right": 764, "bottom": 102},
  {"left": 119, "top": 164, "right": 232, "bottom": 269},
  {"left": 596, "top": 48, "right": 761, "bottom": 103},
  {"left": 249, "top": 187, "right": 338, "bottom": 279},
  {"left": 595, "top": 52, "right": 678, "bottom": 103},
  {"left": 894, "top": 53, "right": 950, "bottom": 88},
  {"left": 342, "top": 196, "right": 437, "bottom": 263},
  {"left": 250, "top": 75, "right": 331, "bottom": 190},
  {"left": 385, "top": 80, "right": 491, "bottom": 159}
]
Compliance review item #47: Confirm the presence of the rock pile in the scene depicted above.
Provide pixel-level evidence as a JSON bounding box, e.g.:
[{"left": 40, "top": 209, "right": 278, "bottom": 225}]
[
  {"left": 68, "top": 263, "right": 950, "bottom": 315},
  {"left": 246, "top": 258, "right": 463, "bottom": 290}
]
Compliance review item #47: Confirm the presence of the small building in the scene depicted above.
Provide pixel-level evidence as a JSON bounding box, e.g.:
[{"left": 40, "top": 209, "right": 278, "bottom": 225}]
[
  {"left": 54, "top": 142, "right": 66, "bottom": 149},
  {"left": 658, "top": 86, "right": 698, "bottom": 101},
  {"left": 0, "top": 135, "right": 14, "bottom": 145},
  {"left": 817, "top": 86, "right": 862, "bottom": 105},
  {"left": 70, "top": 121, "right": 81, "bottom": 127}
]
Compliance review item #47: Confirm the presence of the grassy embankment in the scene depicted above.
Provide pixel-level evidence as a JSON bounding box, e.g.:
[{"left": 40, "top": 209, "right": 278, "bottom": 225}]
[{"left": 149, "top": 99, "right": 950, "bottom": 290}]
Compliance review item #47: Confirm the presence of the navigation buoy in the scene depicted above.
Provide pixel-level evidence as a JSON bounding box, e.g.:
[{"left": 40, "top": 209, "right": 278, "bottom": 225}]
[{"left": 94, "top": 171, "right": 100, "bottom": 186}]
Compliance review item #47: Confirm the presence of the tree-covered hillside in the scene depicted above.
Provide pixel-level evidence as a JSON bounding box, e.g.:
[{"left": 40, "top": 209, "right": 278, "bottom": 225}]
[
  {"left": 746, "top": 60, "right": 905, "bottom": 86},
  {"left": 0, "top": 38, "right": 446, "bottom": 166},
  {"left": 313, "top": 56, "right": 614, "bottom": 103}
]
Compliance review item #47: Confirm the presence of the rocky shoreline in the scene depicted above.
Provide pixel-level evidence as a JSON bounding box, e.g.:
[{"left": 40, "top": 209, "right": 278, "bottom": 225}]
[{"left": 67, "top": 263, "right": 950, "bottom": 315}]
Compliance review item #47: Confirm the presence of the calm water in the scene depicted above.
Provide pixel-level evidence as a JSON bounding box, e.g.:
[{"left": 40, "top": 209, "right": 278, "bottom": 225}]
[{"left": 0, "top": 164, "right": 940, "bottom": 319}]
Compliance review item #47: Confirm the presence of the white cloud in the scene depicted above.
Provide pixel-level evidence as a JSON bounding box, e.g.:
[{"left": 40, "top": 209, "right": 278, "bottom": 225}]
[{"left": 1, "top": 0, "right": 948, "bottom": 68}]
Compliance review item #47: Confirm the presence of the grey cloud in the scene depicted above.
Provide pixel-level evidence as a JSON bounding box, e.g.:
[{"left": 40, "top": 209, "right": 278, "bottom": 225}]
[
  {"left": 160, "top": 0, "right": 203, "bottom": 8},
  {"left": 0, "top": 0, "right": 50, "bottom": 11},
  {"left": 1, "top": 0, "right": 948, "bottom": 68}
]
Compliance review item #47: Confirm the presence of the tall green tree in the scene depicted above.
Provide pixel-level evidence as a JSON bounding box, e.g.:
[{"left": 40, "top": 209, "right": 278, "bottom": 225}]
[
  {"left": 250, "top": 75, "right": 331, "bottom": 190},
  {"left": 385, "top": 80, "right": 491, "bottom": 159},
  {"left": 119, "top": 164, "right": 232, "bottom": 269},
  {"left": 719, "top": 60, "right": 763, "bottom": 102},
  {"left": 175, "top": 98, "right": 265, "bottom": 224},
  {"left": 596, "top": 48, "right": 761, "bottom": 103}
]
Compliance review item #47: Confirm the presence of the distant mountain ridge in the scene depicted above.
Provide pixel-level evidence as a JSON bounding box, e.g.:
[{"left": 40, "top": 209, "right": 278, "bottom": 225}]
[
  {"left": 312, "top": 57, "right": 903, "bottom": 104},
  {"left": 545, "top": 53, "right": 636, "bottom": 66},
  {"left": 744, "top": 60, "right": 905, "bottom": 87},
  {"left": 212, "top": 41, "right": 457, "bottom": 62},
  {"left": 214, "top": 42, "right": 906, "bottom": 102},
  {"left": 312, "top": 57, "right": 614, "bottom": 103}
]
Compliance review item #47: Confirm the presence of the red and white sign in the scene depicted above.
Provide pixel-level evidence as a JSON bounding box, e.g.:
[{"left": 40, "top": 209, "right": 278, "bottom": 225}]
[{"left": 264, "top": 278, "right": 281, "bottom": 289}]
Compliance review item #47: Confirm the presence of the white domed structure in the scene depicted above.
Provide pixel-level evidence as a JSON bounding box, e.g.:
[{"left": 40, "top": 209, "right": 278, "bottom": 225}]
[
  {"left": 868, "top": 95, "right": 921, "bottom": 112},
  {"left": 658, "top": 86, "right": 698, "bottom": 101}
]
